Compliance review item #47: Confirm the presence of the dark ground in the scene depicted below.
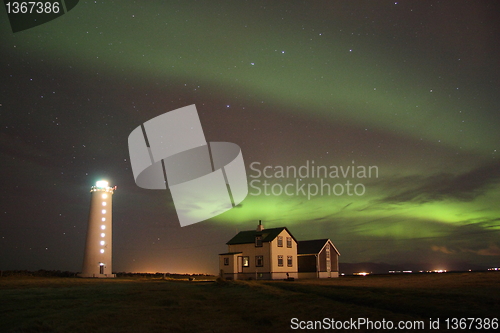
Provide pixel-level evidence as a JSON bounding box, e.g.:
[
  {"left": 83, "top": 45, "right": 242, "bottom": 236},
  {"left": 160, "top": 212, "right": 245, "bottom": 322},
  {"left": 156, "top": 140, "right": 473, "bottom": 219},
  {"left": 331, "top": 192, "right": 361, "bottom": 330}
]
[{"left": 0, "top": 271, "right": 498, "bottom": 332}]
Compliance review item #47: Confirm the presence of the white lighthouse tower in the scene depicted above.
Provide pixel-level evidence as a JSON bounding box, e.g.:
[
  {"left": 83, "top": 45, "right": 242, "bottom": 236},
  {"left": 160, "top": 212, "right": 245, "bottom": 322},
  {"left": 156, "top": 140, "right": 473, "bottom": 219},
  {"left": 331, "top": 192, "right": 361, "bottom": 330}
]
[{"left": 80, "top": 180, "right": 116, "bottom": 278}]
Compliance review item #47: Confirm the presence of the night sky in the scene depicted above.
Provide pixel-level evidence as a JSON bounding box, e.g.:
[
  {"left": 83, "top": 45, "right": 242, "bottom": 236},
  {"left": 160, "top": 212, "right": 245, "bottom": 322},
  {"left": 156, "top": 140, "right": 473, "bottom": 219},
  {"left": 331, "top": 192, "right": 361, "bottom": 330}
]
[{"left": 1, "top": 1, "right": 499, "bottom": 274}]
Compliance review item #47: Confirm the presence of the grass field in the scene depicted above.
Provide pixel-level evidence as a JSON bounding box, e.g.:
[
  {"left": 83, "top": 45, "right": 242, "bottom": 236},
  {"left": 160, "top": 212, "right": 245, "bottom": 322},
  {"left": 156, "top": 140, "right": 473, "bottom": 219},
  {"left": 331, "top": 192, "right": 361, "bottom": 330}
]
[{"left": 0, "top": 272, "right": 499, "bottom": 332}]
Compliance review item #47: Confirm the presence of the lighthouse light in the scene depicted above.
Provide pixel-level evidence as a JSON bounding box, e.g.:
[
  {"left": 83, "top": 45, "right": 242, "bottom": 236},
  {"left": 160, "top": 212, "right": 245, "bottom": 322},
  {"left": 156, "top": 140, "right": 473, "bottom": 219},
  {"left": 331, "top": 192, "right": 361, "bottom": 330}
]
[{"left": 96, "top": 180, "right": 108, "bottom": 188}]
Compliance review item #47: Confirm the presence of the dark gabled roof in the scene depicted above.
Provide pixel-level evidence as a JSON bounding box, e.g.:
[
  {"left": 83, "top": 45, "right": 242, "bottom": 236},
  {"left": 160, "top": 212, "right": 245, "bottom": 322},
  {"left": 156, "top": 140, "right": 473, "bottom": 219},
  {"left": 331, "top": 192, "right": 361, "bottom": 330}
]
[
  {"left": 218, "top": 252, "right": 242, "bottom": 256},
  {"left": 298, "top": 239, "right": 340, "bottom": 255},
  {"left": 226, "top": 227, "right": 297, "bottom": 245}
]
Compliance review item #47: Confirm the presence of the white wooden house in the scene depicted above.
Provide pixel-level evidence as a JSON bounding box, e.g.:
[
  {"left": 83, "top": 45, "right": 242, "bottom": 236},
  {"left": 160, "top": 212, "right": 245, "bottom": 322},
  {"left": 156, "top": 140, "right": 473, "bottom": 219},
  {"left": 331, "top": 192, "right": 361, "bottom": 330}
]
[
  {"left": 219, "top": 222, "right": 340, "bottom": 280},
  {"left": 297, "top": 239, "right": 340, "bottom": 278}
]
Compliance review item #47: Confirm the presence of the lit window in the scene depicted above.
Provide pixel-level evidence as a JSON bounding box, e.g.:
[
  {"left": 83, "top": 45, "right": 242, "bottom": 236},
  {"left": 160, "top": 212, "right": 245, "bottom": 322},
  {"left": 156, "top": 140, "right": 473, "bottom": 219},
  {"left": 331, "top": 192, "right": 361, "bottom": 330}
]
[
  {"left": 278, "top": 255, "right": 283, "bottom": 267},
  {"left": 100, "top": 241, "right": 105, "bottom": 246},
  {"left": 100, "top": 249, "right": 104, "bottom": 253},
  {"left": 102, "top": 202, "right": 107, "bottom": 206},
  {"left": 100, "top": 233, "right": 105, "bottom": 237},
  {"left": 102, "top": 194, "right": 108, "bottom": 199},
  {"left": 102, "top": 218, "right": 106, "bottom": 221},
  {"left": 277, "top": 236, "right": 283, "bottom": 247},
  {"left": 101, "top": 225, "right": 106, "bottom": 230},
  {"left": 102, "top": 209, "right": 106, "bottom": 214},
  {"left": 242, "top": 256, "right": 249, "bottom": 267}
]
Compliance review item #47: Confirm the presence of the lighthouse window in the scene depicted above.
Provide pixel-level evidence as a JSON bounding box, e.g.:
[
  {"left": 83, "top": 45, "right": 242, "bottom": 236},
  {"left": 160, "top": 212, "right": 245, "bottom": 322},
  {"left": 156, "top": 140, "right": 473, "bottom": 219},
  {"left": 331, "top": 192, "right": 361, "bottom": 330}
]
[
  {"left": 100, "top": 249, "right": 105, "bottom": 254},
  {"left": 102, "top": 194, "right": 108, "bottom": 199},
  {"left": 102, "top": 209, "right": 106, "bottom": 214},
  {"left": 102, "top": 218, "right": 106, "bottom": 222},
  {"left": 101, "top": 233, "right": 105, "bottom": 237},
  {"left": 102, "top": 202, "right": 107, "bottom": 206},
  {"left": 100, "top": 241, "right": 105, "bottom": 246},
  {"left": 101, "top": 225, "right": 106, "bottom": 230}
]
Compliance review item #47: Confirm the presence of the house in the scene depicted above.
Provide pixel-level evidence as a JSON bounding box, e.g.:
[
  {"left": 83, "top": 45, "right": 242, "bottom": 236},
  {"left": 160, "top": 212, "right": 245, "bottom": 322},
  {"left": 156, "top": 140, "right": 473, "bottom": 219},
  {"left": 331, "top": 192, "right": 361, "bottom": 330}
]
[
  {"left": 219, "top": 221, "right": 340, "bottom": 280},
  {"left": 297, "top": 239, "right": 340, "bottom": 278}
]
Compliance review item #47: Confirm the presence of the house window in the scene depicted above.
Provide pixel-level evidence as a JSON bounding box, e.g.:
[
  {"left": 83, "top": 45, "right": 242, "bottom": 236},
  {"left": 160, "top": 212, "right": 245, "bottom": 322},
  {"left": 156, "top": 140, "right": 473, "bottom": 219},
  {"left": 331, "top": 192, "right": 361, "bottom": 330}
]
[
  {"left": 255, "top": 256, "right": 263, "bottom": 267},
  {"left": 224, "top": 257, "right": 229, "bottom": 266},
  {"left": 287, "top": 256, "right": 293, "bottom": 267},
  {"left": 277, "top": 236, "right": 283, "bottom": 247},
  {"left": 277, "top": 255, "right": 283, "bottom": 267},
  {"left": 286, "top": 237, "right": 292, "bottom": 248},
  {"left": 242, "top": 256, "right": 249, "bottom": 267},
  {"left": 255, "top": 235, "right": 262, "bottom": 247}
]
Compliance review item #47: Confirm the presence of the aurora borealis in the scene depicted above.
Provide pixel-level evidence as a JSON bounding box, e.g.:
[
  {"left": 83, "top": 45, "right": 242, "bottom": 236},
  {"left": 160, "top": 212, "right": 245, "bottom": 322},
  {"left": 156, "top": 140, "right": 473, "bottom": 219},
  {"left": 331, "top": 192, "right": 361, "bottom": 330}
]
[{"left": 1, "top": 1, "right": 499, "bottom": 274}]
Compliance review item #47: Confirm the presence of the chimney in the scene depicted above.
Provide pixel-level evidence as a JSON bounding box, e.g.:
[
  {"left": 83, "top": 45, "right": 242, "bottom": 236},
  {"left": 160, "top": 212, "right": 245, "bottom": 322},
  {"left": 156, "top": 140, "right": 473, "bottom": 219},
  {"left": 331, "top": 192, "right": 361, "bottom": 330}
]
[{"left": 256, "top": 220, "right": 264, "bottom": 232}]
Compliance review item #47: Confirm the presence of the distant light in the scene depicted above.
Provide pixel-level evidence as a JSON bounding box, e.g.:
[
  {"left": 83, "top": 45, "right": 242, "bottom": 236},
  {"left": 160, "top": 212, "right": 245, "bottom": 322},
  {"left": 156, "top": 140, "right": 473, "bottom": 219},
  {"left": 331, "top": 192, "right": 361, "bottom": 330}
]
[
  {"left": 100, "top": 249, "right": 104, "bottom": 253},
  {"left": 96, "top": 180, "right": 108, "bottom": 188},
  {"left": 353, "top": 272, "right": 369, "bottom": 276},
  {"left": 102, "top": 194, "right": 108, "bottom": 199}
]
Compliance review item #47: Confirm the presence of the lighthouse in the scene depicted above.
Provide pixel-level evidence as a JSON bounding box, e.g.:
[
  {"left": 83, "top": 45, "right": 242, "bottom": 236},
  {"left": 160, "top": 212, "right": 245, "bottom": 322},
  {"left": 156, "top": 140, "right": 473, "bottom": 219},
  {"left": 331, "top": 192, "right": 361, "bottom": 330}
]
[{"left": 79, "top": 180, "right": 116, "bottom": 278}]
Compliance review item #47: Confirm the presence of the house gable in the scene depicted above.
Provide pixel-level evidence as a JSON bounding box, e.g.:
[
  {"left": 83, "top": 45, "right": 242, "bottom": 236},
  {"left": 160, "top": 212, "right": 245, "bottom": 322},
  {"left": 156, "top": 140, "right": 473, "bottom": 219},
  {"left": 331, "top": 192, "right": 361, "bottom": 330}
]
[
  {"left": 226, "top": 227, "right": 298, "bottom": 245},
  {"left": 297, "top": 239, "right": 340, "bottom": 256},
  {"left": 297, "top": 238, "right": 340, "bottom": 276}
]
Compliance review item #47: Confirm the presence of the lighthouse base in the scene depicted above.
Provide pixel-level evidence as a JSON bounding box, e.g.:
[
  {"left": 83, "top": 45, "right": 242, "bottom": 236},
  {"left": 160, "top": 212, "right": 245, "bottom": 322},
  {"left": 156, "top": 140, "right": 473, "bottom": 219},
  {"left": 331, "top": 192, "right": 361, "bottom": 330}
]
[{"left": 78, "top": 273, "right": 116, "bottom": 278}]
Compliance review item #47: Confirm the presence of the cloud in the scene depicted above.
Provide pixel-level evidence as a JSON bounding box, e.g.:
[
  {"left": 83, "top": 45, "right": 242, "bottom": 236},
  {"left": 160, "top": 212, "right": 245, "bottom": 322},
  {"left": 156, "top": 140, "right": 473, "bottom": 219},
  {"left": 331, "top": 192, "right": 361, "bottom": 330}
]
[
  {"left": 431, "top": 245, "right": 456, "bottom": 254},
  {"left": 379, "top": 161, "right": 500, "bottom": 204},
  {"left": 469, "top": 244, "right": 500, "bottom": 256},
  {"left": 432, "top": 243, "right": 500, "bottom": 257}
]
